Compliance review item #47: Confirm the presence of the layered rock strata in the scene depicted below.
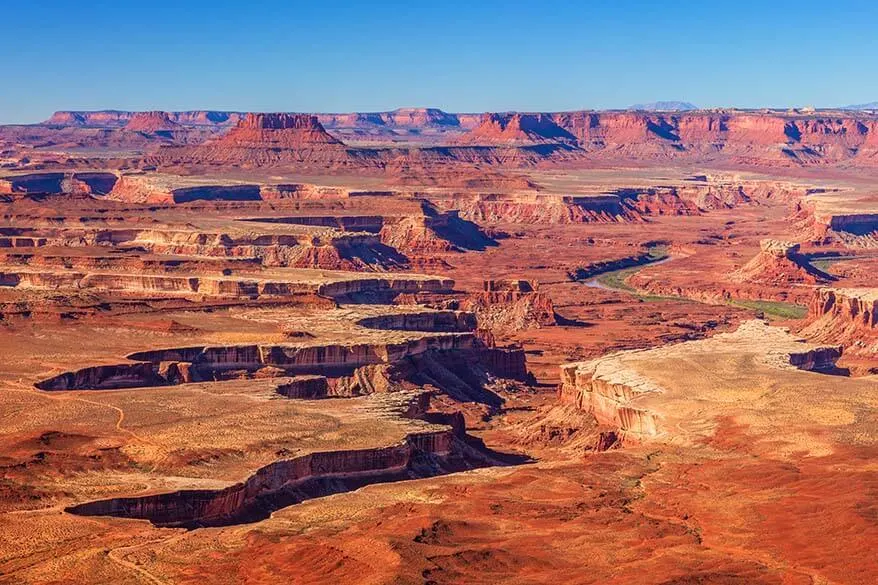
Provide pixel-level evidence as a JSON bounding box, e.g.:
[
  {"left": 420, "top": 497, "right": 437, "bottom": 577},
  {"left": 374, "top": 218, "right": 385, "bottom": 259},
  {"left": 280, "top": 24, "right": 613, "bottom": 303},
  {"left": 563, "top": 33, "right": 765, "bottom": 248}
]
[
  {"left": 0, "top": 269, "right": 450, "bottom": 299},
  {"left": 64, "top": 391, "right": 494, "bottom": 528},
  {"left": 559, "top": 321, "right": 842, "bottom": 442},
  {"left": 730, "top": 239, "right": 834, "bottom": 285},
  {"left": 461, "top": 280, "right": 557, "bottom": 332},
  {"left": 125, "top": 111, "right": 181, "bottom": 133},
  {"left": 152, "top": 113, "right": 357, "bottom": 168},
  {"left": 801, "top": 288, "right": 878, "bottom": 354},
  {"left": 215, "top": 114, "right": 343, "bottom": 148},
  {"left": 35, "top": 306, "right": 527, "bottom": 392},
  {"left": 0, "top": 172, "right": 118, "bottom": 196},
  {"left": 25, "top": 108, "right": 878, "bottom": 168},
  {"left": 0, "top": 223, "right": 411, "bottom": 271},
  {"left": 429, "top": 180, "right": 803, "bottom": 226}
]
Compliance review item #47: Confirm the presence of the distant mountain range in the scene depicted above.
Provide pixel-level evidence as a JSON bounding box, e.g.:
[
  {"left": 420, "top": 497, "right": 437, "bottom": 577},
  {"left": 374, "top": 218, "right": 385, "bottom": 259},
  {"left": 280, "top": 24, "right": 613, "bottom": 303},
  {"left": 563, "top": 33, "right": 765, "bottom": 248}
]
[
  {"left": 841, "top": 102, "right": 878, "bottom": 110},
  {"left": 627, "top": 101, "right": 698, "bottom": 112}
]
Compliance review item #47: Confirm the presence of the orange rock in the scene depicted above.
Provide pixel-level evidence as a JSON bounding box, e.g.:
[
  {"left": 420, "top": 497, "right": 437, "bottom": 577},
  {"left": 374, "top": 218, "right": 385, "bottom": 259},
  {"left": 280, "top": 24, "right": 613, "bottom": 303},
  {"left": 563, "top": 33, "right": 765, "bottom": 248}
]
[{"left": 125, "top": 111, "right": 181, "bottom": 133}]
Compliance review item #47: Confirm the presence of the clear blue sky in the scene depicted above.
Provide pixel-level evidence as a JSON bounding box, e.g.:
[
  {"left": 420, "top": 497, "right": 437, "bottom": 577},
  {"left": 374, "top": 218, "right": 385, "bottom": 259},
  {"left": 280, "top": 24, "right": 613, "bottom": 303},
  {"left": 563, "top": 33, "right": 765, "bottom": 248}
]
[{"left": 3, "top": 0, "right": 877, "bottom": 123}]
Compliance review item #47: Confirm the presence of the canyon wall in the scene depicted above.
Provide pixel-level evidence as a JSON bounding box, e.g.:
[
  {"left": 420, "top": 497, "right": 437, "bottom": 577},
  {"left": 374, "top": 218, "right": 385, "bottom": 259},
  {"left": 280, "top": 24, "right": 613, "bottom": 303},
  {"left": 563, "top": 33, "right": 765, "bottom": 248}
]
[
  {"left": 65, "top": 425, "right": 465, "bottom": 527},
  {"left": 810, "top": 288, "right": 878, "bottom": 329},
  {"left": 0, "top": 224, "right": 411, "bottom": 271},
  {"left": 431, "top": 181, "right": 803, "bottom": 226},
  {"left": 730, "top": 239, "right": 834, "bottom": 285},
  {"left": 45, "top": 108, "right": 480, "bottom": 130},
  {"left": 459, "top": 111, "right": 878, "bottom": 166},
  {"left": 801, "top": 288, "right": 878, "bottom": 354},
  {"left": 558, "top": 355, "right": 662, "bottom": 440},
  {"left": 0, "top": 172, "right": 118, "bottom": 195},
  {"left": 461, "top": 280, "right": 557, "bottom": 332},
  {"left": 559, "top": 321, "right": 842, "bottom": 442},
  {"left": 33, "top": 109, "right": 878, "bottom": 168}
]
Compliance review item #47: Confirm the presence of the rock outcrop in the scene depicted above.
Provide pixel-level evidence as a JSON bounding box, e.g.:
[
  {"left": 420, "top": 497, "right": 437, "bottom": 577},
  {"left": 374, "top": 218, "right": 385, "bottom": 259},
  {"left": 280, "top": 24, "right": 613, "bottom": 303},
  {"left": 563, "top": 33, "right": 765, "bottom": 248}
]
[
  {"left": 36, "top": 303, "right": 526, "bottom": 393},
  {"left": 379, "top": 204, "right": 496, "bottom": 253},
  {"left": 461, "top": 280, "right": 557, "bottom": 333},
  {"left": 730, "top": 239, "right": 834, "bottom": 285},
  {"left": 809, "top": 288, "right": 878, "bottom": 329},
  {"left": 45, "top": 108, "right": 474, "bottom": 131},
  {"left": 0, "top": 172, "right": 118, "bottom": 196},
  {"left": 275, "top": 375, "right": 330, "bottom": 399},
  {"left": 125, "top": 111, "right": 181, "bottom": 133},
  {"left": 801, "top": 288, "right": 878, "bottom": 354},
  {"left": 458, "top": 113, "right": 577, "bottom": 145},
  {"left": 456, "top": 110, "right": 878, "bottom": 167},
  {"left": 0, "top": 266, "right": 451, "bottom": 300},
  {"left": 46, "top": 110, "right": 244, "bottom": 127},
  {"left": 797, "top": 191, "right": 878, "bottom": 243},
  {"left": 566, "top": 251, "right": 664, "bottom": 281},
  {"left": 355, "top": 310, "right": 477, "bottom": 333},
  {"left": 152, "top": 113, "right": 356, "bottom": 169},
  {"left": 28, "top": 108, "right": 878, "bottom": 168},
  {"left": 559, "top": 321, "right": 842, "bottom": 443},
  {"left": 63, "top": 390, "right": 495, "bottom": 528},
  {"left": 560, "top": 354, "right": 662, "bottom": 440},
  {"left": 105, "top": 174, "right": 383, "bottom": 204},
  {"left": 435, "top": 193, "right": 635, "bottom": 224},
  {"left": 0, "top": 223, "right": 412, "bottom": 271},
  {"left": 216, "top": 113, "right": 343, "bottom": 148},
  {"left": 65, "top": 425, "right": 477, "bottom": 528},
  {"left": 430, "top": 180, "right": 793, "bottom": 226},
  {"left": 318, "top": 107, "right": 467, "bottom": 130}
]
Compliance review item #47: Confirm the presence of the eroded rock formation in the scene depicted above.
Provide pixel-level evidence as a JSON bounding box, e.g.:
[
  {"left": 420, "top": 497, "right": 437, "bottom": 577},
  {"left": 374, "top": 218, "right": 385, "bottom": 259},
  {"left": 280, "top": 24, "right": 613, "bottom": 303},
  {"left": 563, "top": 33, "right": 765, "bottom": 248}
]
[
  {"left": 0, "top": 222, "right": 413, "bottom": 271},
  {"left": 0, "top": 172, "right": 118, "bottom": 196},
  {"left": 36, "top": 306, "right": 526, "bottom": 394},
  {"left": 458, "top": 113, "right": 577, "bottom": 145},
  {"left": 731, "top": 239, "right": 834, "bottom": 285},
  {"left": 217, "top": 114, "right": 344, "bottom": 148},
  {"left": 461, "top": 280, "right": 557, "bottom": 333},
  {"left": 801, "top": 288, "right": 878, "bottom": 355},
  {"left": 151, "top": 113, "right": 357, "bottom": 169},
  {"left": 125, "top": 111, "right": 181, "bottom": 133},
  {"left": 456, "top": 110, "right": 878, "bottom": 167},
  {"left": 64, "top": 391, "right": 493, "bottom": 528},
  {"left": 18, "top": 108, "right": 878, "bottom": 170},
  {"left": 559, "top": 321, "right": 842, "bottom": 443}
]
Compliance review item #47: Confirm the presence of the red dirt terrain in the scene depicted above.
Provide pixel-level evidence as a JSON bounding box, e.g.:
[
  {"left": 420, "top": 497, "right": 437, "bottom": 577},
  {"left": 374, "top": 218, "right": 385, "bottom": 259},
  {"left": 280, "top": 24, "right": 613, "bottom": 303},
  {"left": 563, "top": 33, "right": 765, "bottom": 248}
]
[{"left": 1, "top": 109, "right": 877, "bottom": 585}]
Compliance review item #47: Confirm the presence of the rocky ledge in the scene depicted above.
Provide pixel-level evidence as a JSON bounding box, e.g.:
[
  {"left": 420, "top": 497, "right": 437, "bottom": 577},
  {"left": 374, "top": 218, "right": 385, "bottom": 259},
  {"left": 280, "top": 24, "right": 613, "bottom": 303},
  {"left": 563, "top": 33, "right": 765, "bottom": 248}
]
[
  {"left": 809, "top": 287, "right": 878, "bottom": 329},
  {"left": 730, "top": 238, "right": 833, "bottom": 285},
  {"left": 559, "top": 321, "right": 842, "bottom": 442},
  {"left": 800, "top": 288, "right": 878, "bottom": 354},
  {"left": 64, "top": 391, "right": 499, "bottom": 528}
]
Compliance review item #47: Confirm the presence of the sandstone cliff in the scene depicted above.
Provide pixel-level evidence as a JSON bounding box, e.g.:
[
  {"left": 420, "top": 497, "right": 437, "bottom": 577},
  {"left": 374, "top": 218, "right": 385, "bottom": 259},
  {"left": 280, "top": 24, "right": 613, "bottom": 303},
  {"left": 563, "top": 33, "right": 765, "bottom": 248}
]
[
  {"left": 461, "top": 280, "right": 557, "bottom": 333},
  {"left": 730, "top": 239, "right": 834, "bottom": 285},
  {"left": 455, "top": 110, "right": 878, "bottom": 167},
  {"left": 151, "top": 113, "right": 359, "bottom": 169},
  {"left": 216, "top": 113, "right": 343, "bottom": 148},
  {"left": 801, "top": 288, "right": 878, "bottom": 355},
  {"left": 63, "top": 391, "right": 486, "bottom": 528},
  {"left": 458, "top": 113, "right": 577, "bottom": 145},
  {"left": 125, "top": 111, "right": 181, "bottom": 133},
  {"left": 65, "top": 427, "right": 475, "bottom": 527},
  {"left": 558, "top": 321, "right": 842, "bottom": 443},
  {"left": 47, "top": 109, "right": 473, "bottom": 130},
  {"left": 34, "top": 108, "right": 878, "bottom": 168}
]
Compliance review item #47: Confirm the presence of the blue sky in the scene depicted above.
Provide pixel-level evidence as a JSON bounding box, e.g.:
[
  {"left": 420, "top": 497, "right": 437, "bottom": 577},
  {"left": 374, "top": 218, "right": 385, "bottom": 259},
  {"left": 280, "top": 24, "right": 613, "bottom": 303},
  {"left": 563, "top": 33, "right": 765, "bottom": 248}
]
[{"left": 3, "top": 0, "right": 877, "bottom": 123}]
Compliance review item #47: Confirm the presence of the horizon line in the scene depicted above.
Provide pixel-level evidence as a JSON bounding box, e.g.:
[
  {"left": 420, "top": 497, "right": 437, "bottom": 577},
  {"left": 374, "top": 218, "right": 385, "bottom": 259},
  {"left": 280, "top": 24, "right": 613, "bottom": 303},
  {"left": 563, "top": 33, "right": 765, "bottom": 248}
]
[{"left": 9, "top": 102, "right": 877, "bottom": 125}]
